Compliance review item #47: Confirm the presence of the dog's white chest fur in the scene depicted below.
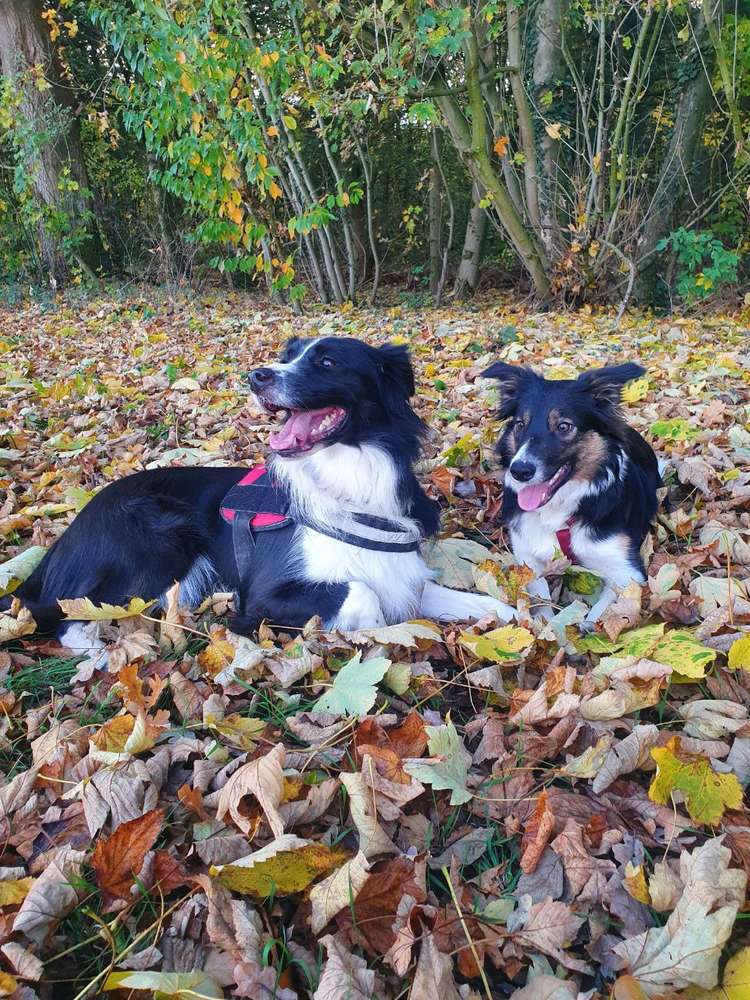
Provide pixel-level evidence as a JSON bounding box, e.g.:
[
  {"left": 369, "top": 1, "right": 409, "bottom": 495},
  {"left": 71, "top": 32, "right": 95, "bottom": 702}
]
[
  {"left": 272, "top": 443, "right": 431, "bottom": 624},
  {"left": 509, "top": 478, "right": 591, "bottom": 572}
]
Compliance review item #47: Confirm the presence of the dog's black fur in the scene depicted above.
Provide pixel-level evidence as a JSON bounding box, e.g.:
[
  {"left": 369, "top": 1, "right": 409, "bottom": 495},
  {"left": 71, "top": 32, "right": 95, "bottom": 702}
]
[
  {"left": 8, "top": 336, "right": 450, "bottom": 640},
  {"left": 482, "top": 361, "right": 660, "bottom": 606}
]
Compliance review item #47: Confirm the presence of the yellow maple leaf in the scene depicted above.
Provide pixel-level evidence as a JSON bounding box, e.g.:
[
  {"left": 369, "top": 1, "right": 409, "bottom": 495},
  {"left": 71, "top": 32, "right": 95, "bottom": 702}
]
[
  {"left": 0, "top": 878, "right": 34, "bottom": 906},
  {"left": 649, "top": 736, "right": 743, "bottom": 825},
  {"left": 621, "top": 376, "right": 650, "bottom": 403},
  {"left": 58, "top": 596, "right": 153, "bottom": 620},
  {"left": 493, "top": 135, "right": 509, "bottom": 157},
  {"left": 460, "top": 624, "right": 535, "bottom": 663},
  {"left": 545, "top": 122, "right": 562, "bottom": 140},
  {"left": 210, "top": 835, "right": 349, "bottom": 897},
  {"left": 197, "top": 637, "right": 236, "bottom": 677},
  {"left": 179, "top": 71, "right": 194, "bottom": 95},
  {"left": 268, "top": 125, "right": 279, "bottom": 137},
  {"left": 269, "top": 181, "right": 282, "bottom": 200},
  {"left": 728, "top": 634, "right": 750, "bottom": 671},
  {"left": 91, "top": 713, "right": 136, "bottom": 753}
]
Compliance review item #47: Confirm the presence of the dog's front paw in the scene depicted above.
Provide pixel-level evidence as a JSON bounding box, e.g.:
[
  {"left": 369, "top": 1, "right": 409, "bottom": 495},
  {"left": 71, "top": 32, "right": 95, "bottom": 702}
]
[{"left": 330, "top": 581, "right": 386, "bottom": 631}]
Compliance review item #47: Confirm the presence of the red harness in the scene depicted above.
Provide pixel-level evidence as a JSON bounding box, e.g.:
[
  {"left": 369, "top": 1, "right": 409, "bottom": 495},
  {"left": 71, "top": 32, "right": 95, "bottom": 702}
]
[
  {"left": 219, "top": 465, "right": 288, "bottom": 530},
  {"left": 556, "top": 520, "right": 576, "bottom": 561}
]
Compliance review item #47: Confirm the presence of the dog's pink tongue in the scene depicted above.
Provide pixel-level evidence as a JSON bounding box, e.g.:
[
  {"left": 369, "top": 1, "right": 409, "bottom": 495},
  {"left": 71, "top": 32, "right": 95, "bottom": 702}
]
[
  {"left": 269, "top": 407, "right": 344, "bottom": 452},
  {"left": 517, "top": 482, "right": 552, "bottom": 511},
  {"left": 269, "top": 411, "right": 317, "bottom": 451}
]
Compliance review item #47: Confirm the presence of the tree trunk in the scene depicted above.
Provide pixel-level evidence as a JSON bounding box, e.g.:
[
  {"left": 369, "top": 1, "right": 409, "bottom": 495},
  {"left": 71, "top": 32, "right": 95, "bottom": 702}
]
[
  {"left": 429, "top": 129, "right": 443, "bottom": 297},
  {"left": 0, "top": 0, "right": 99, "bottom": 282},
  {"left": 533, "top": 0, "right": 567, "bottom": 257},
  {"left": 633, "top": 14, "right": 712, "bottom": 304},
  {"left": 435, "top": 25, "right": 552, "bottom": 300},
  {"left": 453, "top": 181, "right": 486, "bottom": 298}
]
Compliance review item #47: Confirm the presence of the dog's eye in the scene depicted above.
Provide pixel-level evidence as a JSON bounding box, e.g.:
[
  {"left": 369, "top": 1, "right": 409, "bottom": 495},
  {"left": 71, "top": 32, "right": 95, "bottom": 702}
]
[
  {"left": 319, "top": 357, "right": 336, "bottom": 369},
  {"left": 557, "top": 420, "right": 574, "bottom": 434},
  {"left": 514, "top": 418, "right": 525, "bottom": 432}
]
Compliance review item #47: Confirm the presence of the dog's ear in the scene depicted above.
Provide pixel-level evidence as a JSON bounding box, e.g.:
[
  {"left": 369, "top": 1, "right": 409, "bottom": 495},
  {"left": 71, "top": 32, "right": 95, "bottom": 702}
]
[
  {"left": 577, "top": 363, "right": 645, "bottom": 406},
  {"left": 481, "top": 361, "right": 536, "bottom": 418},
  {"left": 378, "top": 343, "right": 415, "bottom": 400}
]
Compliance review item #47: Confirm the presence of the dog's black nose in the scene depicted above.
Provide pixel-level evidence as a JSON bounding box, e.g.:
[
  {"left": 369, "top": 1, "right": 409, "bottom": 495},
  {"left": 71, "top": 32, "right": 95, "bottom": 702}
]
[
  {"left": 248, "top": 367, "right": 275, "bottom": 388},
  {"left": 510, "top": 460, "right": 536, "bottom": 482}
]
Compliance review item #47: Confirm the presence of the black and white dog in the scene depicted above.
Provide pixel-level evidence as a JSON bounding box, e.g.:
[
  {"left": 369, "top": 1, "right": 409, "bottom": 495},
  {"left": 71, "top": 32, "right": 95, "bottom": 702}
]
[
  {"left": 481, "top": 361, "right": 660, "bottom": 621},
  {"left": 12, "top": 336, "right": 514, "bottom": 649}
]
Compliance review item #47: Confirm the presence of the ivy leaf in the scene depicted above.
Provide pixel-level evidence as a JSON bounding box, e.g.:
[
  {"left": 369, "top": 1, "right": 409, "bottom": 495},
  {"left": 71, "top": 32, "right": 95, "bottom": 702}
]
[
  {"left": 649, "top": 737, "right": 743, "bottom": 824},
  {"left": 403, "top": 721, "right": 473, "bottom": 805},
  {"left": 313, "top": 652, "right": 391, "bottom": 716}
]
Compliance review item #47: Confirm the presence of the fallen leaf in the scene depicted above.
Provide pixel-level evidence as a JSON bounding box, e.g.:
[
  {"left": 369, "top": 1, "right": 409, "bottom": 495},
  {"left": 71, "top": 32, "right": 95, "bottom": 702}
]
[
  {"left": 210, "top": 835, "right": 349, "bottom": 898},
  {"left": 460, "top": 623, "right": 535, "bottom": 662},
  {"left": 613, "top": 837, "right": 745, "bottom": 994},
  {"left": 216, "top": 743, "right": 285, "bottom": 837},
  {"left": 520, "top": 790, "right": 556, "bottom": 874},
  {"left": 309, "top": 850, "right": 370, "bottom": 934},
  {"left": 649, "top": 736, "right": 744, "bottom": 824},
  {"left": 13, "top": 847, "right": 84, "bottom": 944},
  {"left": 313, "top": 651, "right": 391, "bottom": 716},
  {"left": 408, "top": 931, "right": 461, "bottom": 1000},
  {"left": 728, "top": 634, "right": 750, "bottom": 671},
  {"left": 91, "top": 809, "right": 163, "bottom": 902},
  {"left": 58, "top": 596, "right": 154, "bottom": 620},
  {"left": 314, "top": 934, "right": 380, "bottom": 1000},
  {"left": 0, "top": 546, "right": 46, "bottom": 597},
  {"left": 403, "top": 721, "right": 473, "bottom": 805},
  {"left": 340, "top": 771, "right": 398, "bottom": 858},
  {"left": 102, "top": 970, "right": 223, "bottom": 998},
  {"left": 0, "top": 942, "right": 43, "bottom": 981}
]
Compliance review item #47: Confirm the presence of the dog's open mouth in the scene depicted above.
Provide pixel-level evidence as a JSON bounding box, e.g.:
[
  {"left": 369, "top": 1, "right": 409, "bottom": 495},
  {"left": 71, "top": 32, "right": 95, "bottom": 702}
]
[
  {"left": 268, "top": 406, "right": 347, "bottom": 454},
  {"left": 516, "top": 463, "right": 571, "bottom": 511}
]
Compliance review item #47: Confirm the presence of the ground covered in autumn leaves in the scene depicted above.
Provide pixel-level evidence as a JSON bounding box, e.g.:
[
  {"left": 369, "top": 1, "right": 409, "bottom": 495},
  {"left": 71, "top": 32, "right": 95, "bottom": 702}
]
[{"left": 1, "top": 291, "right": 750, "bottom": 1000}]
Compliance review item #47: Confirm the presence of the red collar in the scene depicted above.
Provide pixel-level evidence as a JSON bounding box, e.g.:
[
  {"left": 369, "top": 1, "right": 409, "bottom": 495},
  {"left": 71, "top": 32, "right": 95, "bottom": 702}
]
[{"left": 556, "top": 519, "right": 575, "bottom": 561}]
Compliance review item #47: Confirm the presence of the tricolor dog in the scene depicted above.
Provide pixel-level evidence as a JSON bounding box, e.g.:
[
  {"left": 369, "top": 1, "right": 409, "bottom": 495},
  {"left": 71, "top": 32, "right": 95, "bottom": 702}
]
[
  {"left": 481, "top": 361, "right": 660, "bottom": 622},
  {"left": 11, "top": 336, "right": 514, "bottom": 650}
]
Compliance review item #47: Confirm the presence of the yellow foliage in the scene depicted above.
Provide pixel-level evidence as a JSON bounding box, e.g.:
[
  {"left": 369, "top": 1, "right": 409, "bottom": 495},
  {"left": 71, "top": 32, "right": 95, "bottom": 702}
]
[{"left": 649, "top": 736, "right": 743, "bottom": 825}]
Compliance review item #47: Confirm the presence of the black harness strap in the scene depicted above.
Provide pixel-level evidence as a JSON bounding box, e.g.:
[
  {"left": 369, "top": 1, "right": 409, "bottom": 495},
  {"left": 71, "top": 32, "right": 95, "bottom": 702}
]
[{"left": 221, "top": 467, "right": 422, "bottom": 581}]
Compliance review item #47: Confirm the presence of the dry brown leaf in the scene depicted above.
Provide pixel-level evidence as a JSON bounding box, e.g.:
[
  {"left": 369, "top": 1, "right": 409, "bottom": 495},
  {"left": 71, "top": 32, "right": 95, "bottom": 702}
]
[
  {"left": 591, "top": 725, "right": 660, "bottom": 793},
  {"left": 279, "top": 778, "right": 339, "bottom": 828},
  {"left": 12, "top": 847, "right": 84, "bottom": 944},
  {"left": 508, "top": 895, "right": 590, "bottom": 973},
  {"left": 408, "top": 931, "right": 461, "bottom": 1000},
  {"left": 520, "top": 790, "right": 556, "bottom": 875},
  {"left": 613, "top": 837, "right": 745, "bottom": 993},
  {"left": 0, "top": 942, "right": 43, "bottom": 982},
  {"left": 313, "top": 934, "right": 381, "bottom": 1000},
  {"left": 216, "top": 743, "right": 285, "bottom": 838},
  {"left": 340, "top": 770, "right": 398, "bottom": 859},
  {"left": 91, "top": 809, "right": 163, "bottom": 902},
  {"left": 309, "top": 850, "right": 370, "bottom": 935}
]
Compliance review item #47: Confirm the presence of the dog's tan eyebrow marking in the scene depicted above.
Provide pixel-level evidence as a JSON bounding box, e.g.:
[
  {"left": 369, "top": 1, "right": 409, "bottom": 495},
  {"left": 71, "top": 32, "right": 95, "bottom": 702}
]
[
  {"left": 548, "top": 408, "right": 562, "bottom": 431},
  {"left": 574, "top": 430, "right": 607, "bottom": 479}
]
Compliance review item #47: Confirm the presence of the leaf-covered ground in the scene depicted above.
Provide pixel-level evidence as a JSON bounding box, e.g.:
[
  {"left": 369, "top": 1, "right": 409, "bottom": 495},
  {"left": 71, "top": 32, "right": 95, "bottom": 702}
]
[{"left": 1, "top": 291, "right": 750, "bottom": 1000}]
